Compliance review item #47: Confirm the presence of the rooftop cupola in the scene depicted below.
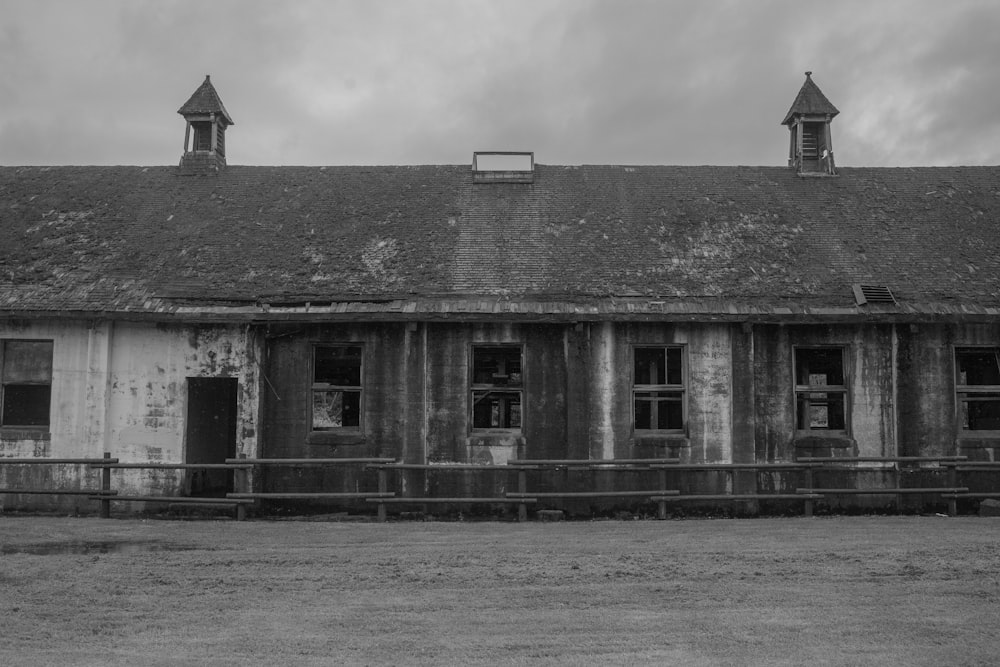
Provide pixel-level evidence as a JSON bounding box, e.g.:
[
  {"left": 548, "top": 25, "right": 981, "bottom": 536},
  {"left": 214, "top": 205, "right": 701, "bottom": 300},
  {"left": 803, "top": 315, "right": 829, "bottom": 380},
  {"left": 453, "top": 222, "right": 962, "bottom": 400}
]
[
  {"left": 782, "top": 72, "right": 839, "bottom": 175},
  {"left": 177, "top": 75, "right": 234, "bottom": 174}
]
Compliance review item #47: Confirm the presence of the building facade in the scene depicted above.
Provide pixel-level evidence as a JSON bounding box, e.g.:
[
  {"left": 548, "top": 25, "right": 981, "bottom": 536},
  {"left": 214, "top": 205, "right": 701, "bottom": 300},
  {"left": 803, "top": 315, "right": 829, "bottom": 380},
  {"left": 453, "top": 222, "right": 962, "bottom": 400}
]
[{"left": 1, "top": 74, "right": 998, "bottom": 512}]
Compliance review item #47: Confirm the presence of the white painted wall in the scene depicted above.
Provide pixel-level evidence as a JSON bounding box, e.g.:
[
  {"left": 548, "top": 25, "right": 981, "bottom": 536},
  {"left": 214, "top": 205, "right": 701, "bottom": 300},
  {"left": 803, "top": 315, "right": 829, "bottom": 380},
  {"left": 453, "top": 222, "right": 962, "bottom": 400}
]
[{"left": 1, "top": 319, "right": 259, "bottom": 495}]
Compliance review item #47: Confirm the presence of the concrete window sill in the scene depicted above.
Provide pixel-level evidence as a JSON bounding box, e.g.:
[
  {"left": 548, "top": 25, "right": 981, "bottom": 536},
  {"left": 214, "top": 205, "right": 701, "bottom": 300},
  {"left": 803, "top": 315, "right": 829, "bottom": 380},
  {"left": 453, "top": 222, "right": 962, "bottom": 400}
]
[
  {"left": 307, "top": 431, "right": 366, "bottom": 446},
  {"left": 0, "top": 428, "right": 52, "bottom": 442},
  {"left": 633, "top": 434, "right": 690, "bottom": 448}
]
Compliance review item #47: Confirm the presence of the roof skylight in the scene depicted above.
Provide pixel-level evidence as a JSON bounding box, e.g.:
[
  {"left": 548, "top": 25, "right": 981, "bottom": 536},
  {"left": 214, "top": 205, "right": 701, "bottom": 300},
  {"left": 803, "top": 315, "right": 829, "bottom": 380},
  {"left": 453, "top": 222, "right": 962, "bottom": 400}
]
[{"left": 472, "top": 151, "right": 534, "bottom": 183}]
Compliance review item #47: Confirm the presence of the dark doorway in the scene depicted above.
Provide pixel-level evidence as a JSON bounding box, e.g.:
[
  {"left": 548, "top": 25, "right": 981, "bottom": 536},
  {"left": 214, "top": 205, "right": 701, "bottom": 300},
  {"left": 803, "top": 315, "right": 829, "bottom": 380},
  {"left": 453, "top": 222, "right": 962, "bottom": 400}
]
[{"left": 185, "top": 377, "right": 238, "bottom": 497}]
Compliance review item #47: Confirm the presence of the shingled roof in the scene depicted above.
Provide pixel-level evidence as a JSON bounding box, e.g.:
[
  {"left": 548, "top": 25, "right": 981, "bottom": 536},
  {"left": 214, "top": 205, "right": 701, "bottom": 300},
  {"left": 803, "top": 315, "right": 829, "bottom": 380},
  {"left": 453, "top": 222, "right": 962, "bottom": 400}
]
[
  {"left": 782, "top": 72, "right": 840, "bottom": 125},
  {"left": 1, "top": 164, "right": 999, "bottom": 321},
  {"left": 177, "top": 75, "right": 234, "bottom": 125}
]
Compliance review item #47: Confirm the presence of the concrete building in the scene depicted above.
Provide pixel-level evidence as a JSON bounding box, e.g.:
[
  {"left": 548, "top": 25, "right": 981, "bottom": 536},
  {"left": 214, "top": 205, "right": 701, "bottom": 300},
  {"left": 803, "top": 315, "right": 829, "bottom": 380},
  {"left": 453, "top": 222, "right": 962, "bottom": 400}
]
[{"left": 1, "top": 74, "right": 998, "bottom": 513}]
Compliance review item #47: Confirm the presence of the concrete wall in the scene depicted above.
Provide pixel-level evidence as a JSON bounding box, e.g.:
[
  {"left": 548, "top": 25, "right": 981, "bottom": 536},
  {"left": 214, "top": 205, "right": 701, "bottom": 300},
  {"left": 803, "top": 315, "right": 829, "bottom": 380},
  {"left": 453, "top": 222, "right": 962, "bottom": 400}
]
[
  {"left": 1, "top": 319, "right": 258, "bottom": 507},
  {"left": 898, "top": 322, "right": 1000, "bottom": 461},
  {"left": 104, "top": 322, "right": 259, "bottom": 496},
  {"left": 262, "top": 321, "right": 736, "bottom": 464},
  {"left": 5, "top": 316, "right": 999, "bottom": 510},
  {"left": 754, "top": 323, "right": 897, "bottom": 461}
]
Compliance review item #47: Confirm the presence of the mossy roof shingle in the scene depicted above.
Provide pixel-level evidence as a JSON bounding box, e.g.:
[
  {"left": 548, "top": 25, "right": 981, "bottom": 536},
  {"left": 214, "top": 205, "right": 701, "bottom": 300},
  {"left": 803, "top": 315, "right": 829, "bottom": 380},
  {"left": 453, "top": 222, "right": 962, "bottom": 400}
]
[{"left": 1, "top": 163, "right": 999, "bottom": 318}]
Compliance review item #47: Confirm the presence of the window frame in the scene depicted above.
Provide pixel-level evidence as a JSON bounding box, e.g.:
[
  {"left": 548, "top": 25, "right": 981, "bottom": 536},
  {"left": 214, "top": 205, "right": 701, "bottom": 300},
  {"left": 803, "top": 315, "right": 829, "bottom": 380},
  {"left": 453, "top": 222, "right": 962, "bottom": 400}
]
[
  {"left": 954, "top": 346, "right": 1000, "bottom": 437},
  {"left": 0, "top": 338, "right": 54, "bottom": 430},
  {"left": 469, "top": 344, "right": 524, "bottom": 433},
  {"left": 310, "top": 343, "right": 364, "bottom": 433},
  {"left": 632, "top": 344, "right": 687, "bottom": 435},
  {"left": 793, "top": 345, "right": 850, "bottom": 436}
]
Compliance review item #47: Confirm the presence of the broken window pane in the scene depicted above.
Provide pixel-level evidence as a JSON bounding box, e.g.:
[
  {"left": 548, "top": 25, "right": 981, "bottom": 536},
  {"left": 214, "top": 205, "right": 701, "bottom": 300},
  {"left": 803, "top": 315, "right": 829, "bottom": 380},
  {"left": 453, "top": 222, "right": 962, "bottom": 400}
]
[
  {"left": 312, "top": 345, "right": 362, "bottom": 431},
  {"left": 956, "top": 349, "right": 1000, "bottom": 386},
  {"left": 961, "top": 395, "right": 1000, "bottom": 431},
  {"left": 795, "top": 348, "right": 844, "bottom": 386},
  {"left": 471, "top": 345, "right": 523, "bottom": 430},
  {"left": 312, "top": 390, "right": 360, "bottom": 429},
  {"left": 314, "top": 346, "right": 362, "bottom": 386},
  {"left": 472, "top": 391, "right": 521, "bottom": 429},
  {"left": 956, "top": 349, "right": 1000, "bottom": 432},
  {"left": 796, "top": 393, "right": 846, "bottom": 431},
  {"left": 794, "top": 347, "right": 848, "bottom": 433},
  {"left": 472, "top": 347, "right": 522, "bottom": 386}
]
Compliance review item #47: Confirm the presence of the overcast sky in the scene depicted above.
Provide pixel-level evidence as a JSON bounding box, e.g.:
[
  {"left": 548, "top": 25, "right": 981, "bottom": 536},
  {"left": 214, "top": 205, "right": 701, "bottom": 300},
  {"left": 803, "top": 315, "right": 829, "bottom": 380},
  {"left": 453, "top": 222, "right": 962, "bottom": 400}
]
[{"left": 2, "top": 0, "right": 999, "bottom": 167}]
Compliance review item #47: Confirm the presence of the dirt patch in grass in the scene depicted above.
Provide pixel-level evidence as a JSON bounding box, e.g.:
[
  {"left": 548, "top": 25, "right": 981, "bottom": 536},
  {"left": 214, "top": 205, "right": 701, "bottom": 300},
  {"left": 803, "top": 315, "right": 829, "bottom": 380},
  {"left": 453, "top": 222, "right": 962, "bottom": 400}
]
[{"left": 1, "top": 515, "right": 998, "bottom": 666}]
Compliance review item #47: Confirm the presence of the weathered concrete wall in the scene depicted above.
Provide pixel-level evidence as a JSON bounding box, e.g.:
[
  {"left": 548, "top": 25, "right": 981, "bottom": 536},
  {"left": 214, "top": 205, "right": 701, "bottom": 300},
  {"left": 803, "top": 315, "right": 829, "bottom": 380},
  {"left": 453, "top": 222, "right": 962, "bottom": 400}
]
[
  {"left": 1, "top": 319, "right": 104, "bottom": 459},
  {"left": 898, "top": 322, "right": 1000, "bottom": 460},
  {"left": 1, "top": 319, "right": 259, "bottom": 507},
  {"left": 420, "top": 322, "right": 570, "bottom": 464},
  {"left": 263, "top": 322, "right": 417, "bottom": 460},
  {"left": 8, "top": 315, "right": 995, "bottom": 513},
  {"left": 754, "top": 324, "right": 895, "bottom": 461},
  {"left": 585, "top": 322, "right": 734, "bottom": 463},
  {"left": 105, "top": 322, "right": 258, "bottom": 496},
  {"left": 261, "top": 322, "right": 419, "bottom": 496},
  {"left": 265, "top": 321, "right": 737, "bottom": 464}
]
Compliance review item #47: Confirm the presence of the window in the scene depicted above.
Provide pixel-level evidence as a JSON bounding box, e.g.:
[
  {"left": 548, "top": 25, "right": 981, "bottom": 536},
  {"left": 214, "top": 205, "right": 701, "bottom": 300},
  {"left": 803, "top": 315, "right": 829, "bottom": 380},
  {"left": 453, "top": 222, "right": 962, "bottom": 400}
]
[
  {"left": 1, "top": 340, "right": 53, "bottom": 428},
  {"left": 312, "top": 345, "right": 362, "bottom": 430},
  {"left": 471, "top": 345, "right": 522, "bottom": 430},
  {"left": 956, "top": 348, "right": 1000, "bottom": 433},
  {"left": 633, "top": 346, "right": 685, "bottom": 432},
  {"left": 794, "top": 347, "right": 848, "bottom": 432}
]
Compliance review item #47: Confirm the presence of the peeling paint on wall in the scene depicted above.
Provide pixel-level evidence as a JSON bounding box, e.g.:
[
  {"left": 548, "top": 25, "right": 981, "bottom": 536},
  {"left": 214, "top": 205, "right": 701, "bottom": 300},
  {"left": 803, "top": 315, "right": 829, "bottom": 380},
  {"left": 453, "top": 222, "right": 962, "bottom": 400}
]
[{"left": 591, "top": 322, "right": 616, "bottom": 460}]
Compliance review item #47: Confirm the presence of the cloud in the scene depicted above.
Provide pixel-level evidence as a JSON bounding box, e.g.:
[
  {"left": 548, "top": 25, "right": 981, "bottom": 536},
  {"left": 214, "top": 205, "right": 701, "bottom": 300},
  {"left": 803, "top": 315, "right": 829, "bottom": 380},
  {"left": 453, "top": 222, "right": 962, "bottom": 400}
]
[{"left": 1, "top": 0, "right": 998, "bottom": 166}]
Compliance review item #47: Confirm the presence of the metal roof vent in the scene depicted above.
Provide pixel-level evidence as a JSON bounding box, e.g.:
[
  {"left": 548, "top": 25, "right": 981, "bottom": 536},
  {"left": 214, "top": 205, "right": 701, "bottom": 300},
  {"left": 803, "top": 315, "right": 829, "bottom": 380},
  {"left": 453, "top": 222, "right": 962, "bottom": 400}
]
[
  {"left": 472, "top": 151, "right": 534, "bottom": 184},
  {"left": 853, "top": 284, "right": 897, "bottom": 305}
]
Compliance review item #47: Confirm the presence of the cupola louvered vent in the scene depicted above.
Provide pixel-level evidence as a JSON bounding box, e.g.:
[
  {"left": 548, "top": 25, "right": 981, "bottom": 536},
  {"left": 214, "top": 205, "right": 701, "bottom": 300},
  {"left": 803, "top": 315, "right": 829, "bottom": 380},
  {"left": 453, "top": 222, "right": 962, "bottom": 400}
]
[{"left": 853, "top": 284, "right": 896, "bottom": 305}]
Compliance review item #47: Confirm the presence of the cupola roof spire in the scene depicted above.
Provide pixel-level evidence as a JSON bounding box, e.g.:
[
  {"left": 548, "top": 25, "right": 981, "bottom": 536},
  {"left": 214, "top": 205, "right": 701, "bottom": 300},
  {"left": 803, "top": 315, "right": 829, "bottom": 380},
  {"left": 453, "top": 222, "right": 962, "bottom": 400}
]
[
  {"left": 781, "top": 71, "right": 839, "bottom": 126},
  {"left": 782, "top": 72, "right": 839, "bottom": 176},
  {"left": 178, "top": 75, "right": 234, "bottom": 125}
]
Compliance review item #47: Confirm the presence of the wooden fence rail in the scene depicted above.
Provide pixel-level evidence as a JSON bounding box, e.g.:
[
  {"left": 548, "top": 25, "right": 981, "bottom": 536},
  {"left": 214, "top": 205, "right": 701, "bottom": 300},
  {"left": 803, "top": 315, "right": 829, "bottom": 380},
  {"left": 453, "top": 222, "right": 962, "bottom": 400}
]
[
  {"left": 648, "top": 463, "right": 823, "bottom": 516},
  {"left": 796, "top": 456, "right": 973, "bottom": 515},
  {"left": 3, "top": 452, "right": 1000, "bottom": 520},
  {"left": 0, "top": 453, "right": 120, "bottom": 517}
]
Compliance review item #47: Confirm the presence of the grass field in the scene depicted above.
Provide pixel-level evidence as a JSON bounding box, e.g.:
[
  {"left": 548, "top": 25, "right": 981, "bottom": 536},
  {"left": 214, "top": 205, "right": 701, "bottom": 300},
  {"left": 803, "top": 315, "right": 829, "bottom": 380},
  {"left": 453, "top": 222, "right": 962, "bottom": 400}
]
[{"left": 1, "top": 514, "right": 999, "bottom": 666}]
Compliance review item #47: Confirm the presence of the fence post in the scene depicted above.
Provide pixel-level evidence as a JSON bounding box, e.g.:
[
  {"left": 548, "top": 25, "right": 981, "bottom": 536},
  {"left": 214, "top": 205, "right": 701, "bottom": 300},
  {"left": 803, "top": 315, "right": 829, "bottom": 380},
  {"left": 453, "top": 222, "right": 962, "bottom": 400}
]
[
  {"left": 377, "top": 467, "right": 388, "bottom": 523},
  {"left": 235, "top": 453, "right": 247, "bottom": 521},
  {"left": 803, "top": 465, "right": 814, "bottom": 517},
  {"left": 947, "top": 464, "right": 958, "bottom": 517},
  {"left": 517, "top": 469, "right": 528, "bottom": 522},
  {"left": 894, "top": 463, "right": 903, "bottom": 514},
  {"left": 657, "top": 468, "right": 667, "bottom": 520},
  {"left": 100, "top": 452, "right": 112, "bottom": 519}
]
